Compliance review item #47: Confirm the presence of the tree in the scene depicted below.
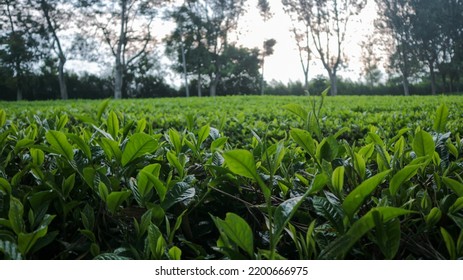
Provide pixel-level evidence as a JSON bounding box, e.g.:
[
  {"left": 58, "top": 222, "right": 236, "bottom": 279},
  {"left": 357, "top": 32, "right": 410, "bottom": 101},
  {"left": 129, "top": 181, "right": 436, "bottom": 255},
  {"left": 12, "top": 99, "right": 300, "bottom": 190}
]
[
  {"left": 375, "top": 0, "right": 419, "bottom": 96},
  {"left": 80, "top": 0, "right": 165, "bottom": 99},
  {"left": 360, "top": 35, "right": 382, "bottom": 88},
  {"left": 283, "top": 0, "right": 366, "bottom": 96},
  {"left": 257, "top": 0, "right": 275, "bottom": 95},
  {"left": 34, "top": 0, "right": 73, "bottom": 100},
  {"left": 408, "top": 0, "right": 443, "bottom": 95},
  {"left": 0, "top": 0, "right": 40, "bottom": 100},
  {"left": 167, "top": 0, "right": 246, "bottom": 97},
  {"left": 282, "top": 0, "right": 312, "bottom": 93},
  {"left": 260, "top": 38, "right": 276, "bottom": 95}
]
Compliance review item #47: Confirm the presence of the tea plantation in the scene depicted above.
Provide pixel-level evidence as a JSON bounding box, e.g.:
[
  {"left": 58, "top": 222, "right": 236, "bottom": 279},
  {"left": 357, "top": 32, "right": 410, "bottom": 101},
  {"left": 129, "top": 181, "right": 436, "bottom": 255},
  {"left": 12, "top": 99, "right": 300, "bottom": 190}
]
[{"left": 1, "top": 94, "right": 463, "bottom": 259}]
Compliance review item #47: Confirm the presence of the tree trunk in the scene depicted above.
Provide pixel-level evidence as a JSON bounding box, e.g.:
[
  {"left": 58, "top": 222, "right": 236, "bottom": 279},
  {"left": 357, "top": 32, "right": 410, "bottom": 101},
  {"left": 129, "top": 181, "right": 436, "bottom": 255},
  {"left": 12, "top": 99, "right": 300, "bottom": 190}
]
[
  {"left": 58, "top": 56, "right": 68, "bottom": 99},
  {"left": 114, "top": 63, "right": 123, "bottom": 99},
  {"left": 402, "top": 76, "right": 410, "bottom": 96},
  {"left": 430, "top": 63, "right": 437, "bottom": 95},
  {"left": 181, "top": 42, "right": 189, "bottom": 97},
  {"left": 114, "top": 0, "right": 126, "bottom": 99},
  {"left": 329, "top": 72, "right": 338, "bottom": 96},
  {"left": 260, "top": 57, "right": 265, "bottom": 95},
  {"left": 210, "top": 82, "right": 217, "bottom": 97},
  {"left": 197, "top": 72, "right": 202, "bottom": 97},
  {"left": 16, "top": 87, "right": 22, "bottom": 101}
]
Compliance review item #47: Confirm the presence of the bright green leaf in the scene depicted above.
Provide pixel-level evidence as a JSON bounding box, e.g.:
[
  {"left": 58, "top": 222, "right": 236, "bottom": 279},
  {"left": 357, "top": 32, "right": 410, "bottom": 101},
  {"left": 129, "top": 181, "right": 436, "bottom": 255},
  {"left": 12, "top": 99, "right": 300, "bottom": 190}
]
[
  {"left": 442, "top": 177, "right": 463, "bottom": 197},
  {"left": 332, "top": 166, "right": 345, "bottom": 194},
  {"left": 106, "top": 190, "right": 131, "bottom": 214},
  {"left": 121, "top": 133, "right": 158, "bottom": 166},
  {"left": 433, "top": 103, "right": 449, "bottom": 133},
  {"left": 343, "top": 170, "right": 391, "bottom": 219},
  {"left": 413, "top": 130, "right": 435, "bottom": 157},
  {"left": 389, "top": 164, "right": 422, "bottom": 196},
  {"left": 45, "top": 130, "right": 74, "bottom": 161},
  {"left": 107, "top": 111, "right": 119, "bottom": 139},
  {"left": 290, "top": 128, "right": 316, "bottom": 156}
]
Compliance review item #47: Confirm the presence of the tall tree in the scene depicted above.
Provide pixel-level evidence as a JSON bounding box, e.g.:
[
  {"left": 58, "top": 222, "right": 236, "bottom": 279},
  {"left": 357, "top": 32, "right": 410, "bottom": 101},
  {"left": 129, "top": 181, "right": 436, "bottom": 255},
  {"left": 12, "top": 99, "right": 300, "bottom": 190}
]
[
  {"left": 35, "top": 0, "right": 72, "bottom": 100},
  {"left": 81, "top": 0, "right": 165, "bottom": 99},
  {"left": 375, "top": 0, "right": 419, "bottom": 96},
  {"left": 410, "top": 0, "right": 445, "bottom": 95},
  {"left": 360, "top": 35, "right": 382, "bottom": 88},
  {"left": 0, "top": 0, "right": 40, "bottom": 100},
  {"left": 260, "top": 38, "right": 276, "bottom": 95},
  {"left": 282, "top": 0, "right": 312, "bottom": 93},
  {"left": 168, "top": 0, "right": 246, "bottom": 97},
  {"left": 310, "top": 0, "right": 366, "bottom": 96},
  {"left": 283, "top": 0, "right": 365, "bottom": 96}
]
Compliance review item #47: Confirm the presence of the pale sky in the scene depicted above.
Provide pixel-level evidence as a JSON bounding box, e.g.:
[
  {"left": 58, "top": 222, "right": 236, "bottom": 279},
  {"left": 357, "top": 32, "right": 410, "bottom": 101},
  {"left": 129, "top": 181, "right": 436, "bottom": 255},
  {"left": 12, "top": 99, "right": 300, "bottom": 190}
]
[{"left": 235, "top": 0, "right": 379, "bottom": 84}]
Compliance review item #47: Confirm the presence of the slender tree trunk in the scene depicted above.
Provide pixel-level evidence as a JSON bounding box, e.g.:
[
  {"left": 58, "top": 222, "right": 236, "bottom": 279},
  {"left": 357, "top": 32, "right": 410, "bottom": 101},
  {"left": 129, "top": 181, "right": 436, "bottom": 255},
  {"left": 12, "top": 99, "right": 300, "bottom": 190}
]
[
  {"left": 197, "top": 72, "right": 202, "bottom": 97},
  {"left": 430, "top": 63, "right": 436, "bottom": 95},
  {"left": 402, "top": 76, "right": 410, "bottom": 96},
  {"left": 181, "top": 44, "right": 189, "bottom": 98},
  {"left": 58, "top": 55, "right": 68, "bottom": 99},
  {"left": 114, "top": 0, "right": 127, "bottom": 99},
  {"left": 260, "top": 57, "right": 265, "bottom": 95},
  {"left": 16, "top": 87, "right": 23, "bottom": 101},
  {"left": 114, "top": 63, "right": 123, "bottom": 99},
  {"left": 329, "top": 72, "right": 338, "bottom": 96},
  {"left": 41, "top": 0, "right": 68, "bottom": 99},
  {"left": 210, "top": 82, "right": 217, "bottom": 97}
]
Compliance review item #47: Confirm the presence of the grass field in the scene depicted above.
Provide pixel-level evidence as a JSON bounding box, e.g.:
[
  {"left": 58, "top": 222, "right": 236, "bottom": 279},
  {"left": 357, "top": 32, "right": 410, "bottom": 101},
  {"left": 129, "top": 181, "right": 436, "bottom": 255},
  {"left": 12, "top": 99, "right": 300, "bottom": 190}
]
[{"left": 0, "top": 95, "right": 462, "bottom": 259}]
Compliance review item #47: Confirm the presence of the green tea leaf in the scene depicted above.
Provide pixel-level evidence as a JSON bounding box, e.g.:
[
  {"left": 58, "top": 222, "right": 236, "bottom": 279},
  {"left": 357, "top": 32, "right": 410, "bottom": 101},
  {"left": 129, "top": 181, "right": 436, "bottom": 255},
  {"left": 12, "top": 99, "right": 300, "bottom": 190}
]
[
  {"left": 0, "top": 178, "right": 12, "bottom": 195},
  {"left": 433, "top": 103, "right": 449, "bottom": 133},
  {"left": 107, "top": 111, "right": 119, "bottom": 139},
  {"left": 273, "top": 193, "right": 310, "bottom": 247},
  {"left": 168, "top": 246, "right": 182, "bottom": 260},
  {"left": 440, "top": 227, "right": 456, "bottom": 259},
  {"left": 45, "top": 130, "right": 74, "bottom": 161},
  {"left": 343, "top": 170, "right": 390, "bottom": 219},
  {"left": 223, "top": 149, "right": 259, "bottom": 181},
  {"left": 99, "top": 138, "right": 122, "bottom": 162},
  {"left": 137, "top": 164, "right": 161, "bottom": 198},
  {"left": 161, "top": 182, "right": 195, "bottom": 211},
  {"left": 168, "top": 129, "right": 182, "bottom": 155},
  {"left": 121, "top": 133, "right": 158, "bottom": 166},
  {"left": 283, "top": 104, "right": 308, "bottom": 122},
  {"left": 97, "top": 98, "right": 110, "bottom": 121},
  {"left": 425, "top": 207, "right": 442, "bottom": 228},
  {"left": 106, "top": 190, "right": 131, "bottom": 214},
  {"left": 214, "top": 213, "right": 254, "bottom": 258},
  {"left": 0, "top": 109, "right": 6, "bottom": 127},
  {"left": 66, "top": 133, "right": 92, "bottom": 159},
  {"left": 9, "top": 197, "right": 25, "bottom": 235},
  {"left": 320, "top": 207, "right": 412, "bottom": 259},
  {"left": 17, "top": 215, "right": 54, "bottom": 255},
  {"left": 389, "top": 164, "right": 422, "bottom": 196},
  {"left": 197, "top": 124, "right": 210, "bottom": 147},
  {"left": 290, "top": 128, "right": 315, "bottom": 156},
  {"left": 413, "top": 130, "right": 435, "bottom": 157},
  {"left": 167, "top": 151, "right": 184, "bottom": 178},
  {"left": 332, "top": 166, "right": 345, "bottom": 194},
  {"left": 442, "top": 177, "right": 463, "bottom": 197},
  {"left": 30, "top": 148, "right": 45, "bottom": 166}
]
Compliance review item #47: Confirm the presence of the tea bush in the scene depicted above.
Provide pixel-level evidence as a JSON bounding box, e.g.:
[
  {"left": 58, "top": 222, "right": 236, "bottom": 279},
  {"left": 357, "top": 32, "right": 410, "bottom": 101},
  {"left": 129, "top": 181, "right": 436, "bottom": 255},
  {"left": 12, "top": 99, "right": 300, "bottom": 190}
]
[{"left": 0, "top": 94, "right": 462, "bottom": 259}]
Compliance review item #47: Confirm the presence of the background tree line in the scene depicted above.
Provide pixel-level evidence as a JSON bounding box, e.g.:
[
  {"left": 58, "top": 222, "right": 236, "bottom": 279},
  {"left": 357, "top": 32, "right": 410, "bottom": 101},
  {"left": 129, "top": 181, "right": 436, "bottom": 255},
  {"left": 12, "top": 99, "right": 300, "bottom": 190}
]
[{"left": 1, "top": 0, "right": 462, "bottom": 101}]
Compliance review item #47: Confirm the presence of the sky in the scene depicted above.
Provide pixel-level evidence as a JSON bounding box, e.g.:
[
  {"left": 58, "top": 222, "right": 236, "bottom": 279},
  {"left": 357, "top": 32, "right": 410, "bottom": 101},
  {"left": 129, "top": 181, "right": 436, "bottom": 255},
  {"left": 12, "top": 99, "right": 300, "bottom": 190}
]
[
  {"left": 66, "top": 0, "right": 379, "bottom": 86},
  {"left": 234, "top": 0, "right": 379, "bottom": 84}
]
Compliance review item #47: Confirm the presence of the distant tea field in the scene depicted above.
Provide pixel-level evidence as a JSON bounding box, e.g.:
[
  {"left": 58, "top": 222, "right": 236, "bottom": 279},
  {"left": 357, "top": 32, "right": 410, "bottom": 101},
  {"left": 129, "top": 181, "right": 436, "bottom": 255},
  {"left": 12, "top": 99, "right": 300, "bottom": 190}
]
[{"left": 1, "top": 95, "right": 463, "bottom": 259}]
